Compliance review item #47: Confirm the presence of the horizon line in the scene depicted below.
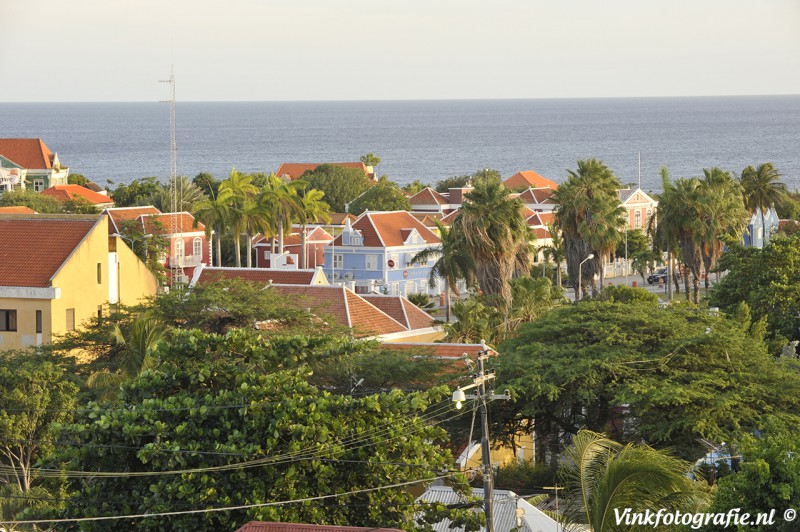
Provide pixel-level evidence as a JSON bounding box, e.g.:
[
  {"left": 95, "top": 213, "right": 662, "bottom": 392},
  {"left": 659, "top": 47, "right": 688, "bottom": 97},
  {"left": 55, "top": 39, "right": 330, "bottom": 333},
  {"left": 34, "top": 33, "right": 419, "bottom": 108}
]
[{"left": 3, "top": 93, "right": 800, "bottom": 105}]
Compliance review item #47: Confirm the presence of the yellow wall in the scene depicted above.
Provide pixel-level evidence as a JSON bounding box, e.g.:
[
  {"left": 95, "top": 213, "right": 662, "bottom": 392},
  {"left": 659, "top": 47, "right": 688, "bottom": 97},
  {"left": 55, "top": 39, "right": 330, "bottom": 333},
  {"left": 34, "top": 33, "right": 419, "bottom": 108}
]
[
  {"left": 461, "top": 431, "right": 536, "bottom": 471},
  {"left": 0, "top": 217, "right": 158, "bottom": 351}
]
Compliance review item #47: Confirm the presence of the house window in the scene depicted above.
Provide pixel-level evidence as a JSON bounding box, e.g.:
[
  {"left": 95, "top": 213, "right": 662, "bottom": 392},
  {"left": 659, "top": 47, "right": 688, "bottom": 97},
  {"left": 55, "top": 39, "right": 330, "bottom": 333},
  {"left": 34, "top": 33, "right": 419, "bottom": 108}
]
[
  {"left": 365, "top": 254, "right": 378, "bottom": 270},
  {"left": 97, "top": 263, "right": 102, "bottom": 284},
  {"left": 634, "top": 211, "right": 642, "bottom": 229},
  {"left": 333, "top": 254, "right": 343, "bottom": 269},
  {"left": 193, "top": 237, "right": 202, "bottom": 257},
  {"left": 174, "top": 239, "right": 185, "bottom": 260},
  {"left": 0, "top": 309, "right": 17, "bottom": 331},
  {"left": 36, "top": 310, "right": 42, "bottom": 334},
  {"left": 97, "top": 306, "right": 103, "bottom": 323},
  {"left": 33, "top": 178, "right": 45, "bottom": 192},
  {"left": 158, "top": 252, "right": 167, "bottom": 263},
  {"left": 66, "top": 308, "right": 75, "bottom": 332}
]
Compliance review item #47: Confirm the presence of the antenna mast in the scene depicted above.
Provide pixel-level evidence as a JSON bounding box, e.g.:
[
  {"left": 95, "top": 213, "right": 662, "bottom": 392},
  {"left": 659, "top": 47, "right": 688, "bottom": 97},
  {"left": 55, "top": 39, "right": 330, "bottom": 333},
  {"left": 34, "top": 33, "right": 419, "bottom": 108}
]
[{"left": 160, "top": 66, "right": 180, "bottom": 287}]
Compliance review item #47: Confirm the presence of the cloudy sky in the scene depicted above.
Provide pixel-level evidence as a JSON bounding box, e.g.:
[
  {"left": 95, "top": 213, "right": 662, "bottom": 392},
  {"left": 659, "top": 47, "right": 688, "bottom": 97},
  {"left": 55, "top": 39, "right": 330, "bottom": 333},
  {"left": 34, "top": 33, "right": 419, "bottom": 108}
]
[{"left": 3, "top": 0, "right": 799, "bottom": 102}]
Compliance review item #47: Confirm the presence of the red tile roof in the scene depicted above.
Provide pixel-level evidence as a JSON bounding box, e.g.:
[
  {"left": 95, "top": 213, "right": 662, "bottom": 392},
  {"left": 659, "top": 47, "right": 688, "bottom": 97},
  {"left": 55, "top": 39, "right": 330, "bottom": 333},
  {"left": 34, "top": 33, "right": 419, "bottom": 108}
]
[
  {"left": 0, "top": 138, "right": 57, "bottom": 169},
  {"left": 253, "top": 227, "right": 333, "bottom": 247},
  {"left": 195, "top": 267, "right": 321, "bottom": 286},
  {"left": 0, "top": 215, "right": 102, "bottom": 287},
  {"left": 410, "top": 187, "right": 448, "bottom": 206},
  {"left": 361, "top": 294, "right": 437, "bottom": 330},
  {"left": 0, "top": 206, "right": 36, "bottom": 214},
  {"left": 504, "top": 171, "right": 559, "bottom": 190},
  {"left": 236, "top": 522, "right": 403, "bottom": 532},
  {"left": 140, "top": 212, "right": 205, "bottom": 235},
  {"left": 103, "top": 206, "right": 162, "bottom": 234},
  {"left": 324, "top": 213, "right": 357, "bottom": 225},
  {"left": 269, "top": 284, "right": 407, "bottom": 336},
  {"left": 276, "top": 162, "right": 370, "bottom": 181},
  {"left": 333, "top": 211, "right": 441, "bottom": 247},
  {"left": 41, "top": 185, "right": 114, "bottom": 206},
  {"left": 518, "top": 186, "right": 556, "bottom": 204}
]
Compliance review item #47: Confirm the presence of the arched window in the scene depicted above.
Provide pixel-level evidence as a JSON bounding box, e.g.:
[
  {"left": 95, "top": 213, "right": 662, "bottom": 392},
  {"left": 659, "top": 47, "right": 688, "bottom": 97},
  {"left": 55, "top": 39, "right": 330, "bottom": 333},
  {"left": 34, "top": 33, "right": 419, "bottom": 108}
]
[
  {"left": 174, "top": 239, "right": 185, "bottom": 260},
  {"left": 193, "top": 237, "right": 202, "bottom": 257}
]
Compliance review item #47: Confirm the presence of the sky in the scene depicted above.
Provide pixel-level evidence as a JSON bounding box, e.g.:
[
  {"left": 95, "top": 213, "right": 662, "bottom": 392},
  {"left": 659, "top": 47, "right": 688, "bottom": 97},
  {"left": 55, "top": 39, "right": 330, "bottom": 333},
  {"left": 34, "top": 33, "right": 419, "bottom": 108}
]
[{"left": 2, "top": 0, "right": 799, "bottom": 102}]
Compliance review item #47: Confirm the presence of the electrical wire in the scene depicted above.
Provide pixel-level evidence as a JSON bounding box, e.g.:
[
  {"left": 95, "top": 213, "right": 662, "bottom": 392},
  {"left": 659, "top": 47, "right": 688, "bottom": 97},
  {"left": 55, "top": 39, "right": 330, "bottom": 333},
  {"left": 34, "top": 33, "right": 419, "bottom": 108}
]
[{"left": 3, "top": 473, "right": 458, "bottom": 526}]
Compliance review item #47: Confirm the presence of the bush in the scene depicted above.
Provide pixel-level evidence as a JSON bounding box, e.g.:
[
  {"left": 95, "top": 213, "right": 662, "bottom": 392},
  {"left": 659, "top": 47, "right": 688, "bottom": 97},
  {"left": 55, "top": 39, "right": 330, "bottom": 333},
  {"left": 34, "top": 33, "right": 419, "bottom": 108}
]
[{"left": 596, "top": 285, "right": 659, "bottom": 305}]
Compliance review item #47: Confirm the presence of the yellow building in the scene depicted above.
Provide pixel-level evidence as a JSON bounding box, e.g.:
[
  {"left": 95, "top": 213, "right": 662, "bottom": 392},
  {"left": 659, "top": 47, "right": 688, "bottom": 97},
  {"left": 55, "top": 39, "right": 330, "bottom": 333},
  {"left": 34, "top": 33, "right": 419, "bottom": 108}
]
[{"left": 0, "top": 214, "right": 158, "bottom": 350}]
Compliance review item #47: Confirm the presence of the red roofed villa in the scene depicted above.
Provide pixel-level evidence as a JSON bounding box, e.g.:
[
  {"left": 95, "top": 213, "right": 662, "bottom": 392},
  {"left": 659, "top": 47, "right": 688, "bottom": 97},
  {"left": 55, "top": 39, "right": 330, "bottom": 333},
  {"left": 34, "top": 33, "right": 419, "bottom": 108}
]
[
  {"left": 275, "top": 162, "right": 375, "bottom": 181},
  {"left": 41, "top": 184, "right": 115, "bottom": 208},
  {"left": 0, "top": 138, "right": 69, "bottom": 192}
]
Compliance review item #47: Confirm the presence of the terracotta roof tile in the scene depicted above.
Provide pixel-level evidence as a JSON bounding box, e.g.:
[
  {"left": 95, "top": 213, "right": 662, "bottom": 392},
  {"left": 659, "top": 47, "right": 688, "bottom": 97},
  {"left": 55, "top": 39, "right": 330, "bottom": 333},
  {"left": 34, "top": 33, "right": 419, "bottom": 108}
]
[
  {"left": 0, "top": 206, "right": 36, "bottom": 214},
  {"left": 0, "top": 138, "right": 56, "bottom": 169},
  {"left": 518, "top": 186, "right": 556, "bottom": 204},
  {"left": 325, "top": 213, "right": 357, "bottom": 225},
  {"left": 269, "top": 285, "right": 407, "bottom": 336},
  {"left": 103, "top": 206, "right": 162, "bottom": 233},
  {"left": 410, "top": 187, "right": 448, "bottom": 206},
  {"left": 360, "top": 294, "right": 436, "bottom": 330},
  {"left": 503, "top": 171, "right": 559, "bottom": 190},
  {"left": 196, "top": 267, "right": 319, "bottom": 286},
  {"left": 41, "top": 185, "right": 114, "bottom": 206},
  {"left": 140, "top": 212, "right": 205, "bottom": 234},
  {"left": 276, "top": 162, "right": 370, "bottom": 181},
  {"left": 0, "top": 215, "right": 101, "bottom": 287},
  {"left": 333, "top": 211, "right": 441, "bottom": 247}
]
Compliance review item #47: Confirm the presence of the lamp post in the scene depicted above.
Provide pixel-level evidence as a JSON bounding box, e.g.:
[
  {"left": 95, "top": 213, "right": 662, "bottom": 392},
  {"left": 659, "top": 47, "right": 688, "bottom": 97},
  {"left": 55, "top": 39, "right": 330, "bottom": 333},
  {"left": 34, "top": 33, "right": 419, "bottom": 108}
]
[{"left": 577, "top": 253, "right": 594, "bottom": 301}]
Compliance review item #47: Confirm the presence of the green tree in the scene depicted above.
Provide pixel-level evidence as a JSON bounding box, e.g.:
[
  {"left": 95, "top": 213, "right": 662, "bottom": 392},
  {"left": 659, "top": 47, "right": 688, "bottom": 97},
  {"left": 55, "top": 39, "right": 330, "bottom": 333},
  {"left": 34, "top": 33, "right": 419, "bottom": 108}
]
[
  {"left": 300, "top": 164, "right": 372, "bottom": 213},
  {"left": 219, "top": 169, "right": 259, "bottom": 267},
  {"left": 553, "top": 159, "right": 625, "bottom": 299},
  {"left": 615, "top": 228, "right": 648, "bottom": 258},
  {"left": 711, "top": 234, "right": 800, "bottom": 344},
  {"left": 150, "top": 175, "right": 208, "bottom": 214},
  {"left": 192, "top": 185, "right": 233, "bottom": 267},
  {"left": 401, "top": 179, "right": 430, "bottom": 195},
  {"left": 560, "top": 430, "right": 706, "bottom": 532},
  {"left": 53, "top": 329, "right": 474, "bottom": 531},
  {"left": 507, "top": 276, "right": 564, "bottom": 331},
  {"left": 116, "top": 218, "right": 168, "bottom": 282},
  {"left": 192, "top": 172, "right": 221, "bottom": 199},
  {"left": 741, "top": 162, "right": 787, "bottom": 245},
  {"left": 630, "top": 249, "right": 661, "bottom": 284},
  {"left": 452, "top": 179, "right": 531, "bottom": 311},
  {"left": 359, "top": 152, "right": 381, "bottom": 169},
  {"left": 67, "top": 173, "right": 91, "bottom": 187},
  {"left": 261, "top": 174, "right": 306, "bottom": 257},
  {"left": 708, "top": 420, "right": 800, "bottom": 532},
  {"left": 648, "top": 167, "right": 682, "bottom": 299},
  {"left": 434, "top": 174, "right": 472, "bottom": 193},
  {"left": 108, "top": 177, "right": 162, "bottom": 207},
  {"left": 347, "top": 177, "right": 411, "bottom": 215},
  {"left": 539, "top": 224, "right": 566, "bottom": 289},
  {"left": 406, "top": 292, "right": 436, "bottom": 312},
  {"left": 297, "top": 187, "right": 332, "bottom": 269},
  {"left": 411, "top": 220, "right": 475, "bottom": 323},
  {"left": 0, "top": 189, "right": 63, "bottom": 213},
  {"left": 0, "top": 354, "right": 78, "bottom": 494},
  {"left": 443, "top": 296, "right": 502, "bottom": 344}
]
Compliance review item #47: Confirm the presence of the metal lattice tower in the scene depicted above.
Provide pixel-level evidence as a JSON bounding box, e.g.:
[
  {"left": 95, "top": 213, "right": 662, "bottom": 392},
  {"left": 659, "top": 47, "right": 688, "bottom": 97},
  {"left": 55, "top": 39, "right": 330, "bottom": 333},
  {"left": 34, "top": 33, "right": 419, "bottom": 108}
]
[{"left": 159, "top": 67, "right": 180, "bottom": 286}]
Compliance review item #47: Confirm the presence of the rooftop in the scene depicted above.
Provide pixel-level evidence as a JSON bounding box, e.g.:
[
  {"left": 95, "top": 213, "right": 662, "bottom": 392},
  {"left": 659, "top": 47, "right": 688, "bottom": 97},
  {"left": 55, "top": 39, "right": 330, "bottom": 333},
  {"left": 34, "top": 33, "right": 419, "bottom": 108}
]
[
  {"left": 41, "top": 185, "right": 114, "bottom": 206},
  {"left": 333, "top": 211, "right": 440, "bottom": 247},
  {"left": 0, "top": 138, "right": 58, "bottom": 170}
]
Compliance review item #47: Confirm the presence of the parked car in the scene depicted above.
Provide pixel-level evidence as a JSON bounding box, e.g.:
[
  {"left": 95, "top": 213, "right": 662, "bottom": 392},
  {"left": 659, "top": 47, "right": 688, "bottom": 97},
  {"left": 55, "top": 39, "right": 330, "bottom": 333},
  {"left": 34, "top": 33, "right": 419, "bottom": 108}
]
[{"left": 647, "top": 267, "right": 680, "bottom": 285}]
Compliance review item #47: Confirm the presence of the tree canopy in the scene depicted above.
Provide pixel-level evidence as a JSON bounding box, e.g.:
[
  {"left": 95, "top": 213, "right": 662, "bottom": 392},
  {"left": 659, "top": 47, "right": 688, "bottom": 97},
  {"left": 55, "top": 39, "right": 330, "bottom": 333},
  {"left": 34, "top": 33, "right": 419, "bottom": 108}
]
[
  {"left": 347, "top": 177, "right": 411, "bottom": 215},
  {"left": 300, "top": 164, "right": 373, "bottom": 213}
]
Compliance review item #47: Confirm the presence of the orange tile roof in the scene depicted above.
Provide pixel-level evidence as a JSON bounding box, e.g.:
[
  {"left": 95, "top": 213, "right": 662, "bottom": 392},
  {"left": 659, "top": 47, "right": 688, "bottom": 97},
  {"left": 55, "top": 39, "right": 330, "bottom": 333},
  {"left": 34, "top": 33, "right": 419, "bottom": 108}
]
[
  {"left": 253, "top": 227, "right": 333, "bottom": 247},
  {"left": 439, "top": 209, "right": 459, "bottom": 225},
  {"left": 41, "top": 185, "right": 114, "bottom": 206},
  {"left": 0, "top": 215, "right": 102, "bottom": 287},
  {"left": 0, "top": 138, "right": 56, "bottom": 169},
  {"left": 103, "top": 206, "right": 162, "bottom": 234},
  {"left": 333, "top": 211, "right": 441, "bottom": 247},
  {"left": 324, "top": 213, "right": 357, "bottom": 225},
  {"left": 504, "top": 171, "right": 559, "bottom": 190},
  {"left": 354, "top": 295, "right": 436, "bottom": 330},
  {"left": 196, "top": 267, "right": 319, "bottom": 286},
  {"left": 236, "top": 522, "right": 403, "bottom": 532},
  {"left": 269, "top": 284, "right": 407, "bottom": 336},
  {"left": 0, "top": 206, "right": 36, "bottom": 214},
  {"left": 518, "top": 186, "right": 556, "bottom": 204},
  {"left": 276, "top": 162, "right": 370, "bottom": 181},
  {"left": 139, "top": 212, "right": 205, "bottom": 234},
  {"left": 410, "top": 187, "right": 448, "bottom": 206}
]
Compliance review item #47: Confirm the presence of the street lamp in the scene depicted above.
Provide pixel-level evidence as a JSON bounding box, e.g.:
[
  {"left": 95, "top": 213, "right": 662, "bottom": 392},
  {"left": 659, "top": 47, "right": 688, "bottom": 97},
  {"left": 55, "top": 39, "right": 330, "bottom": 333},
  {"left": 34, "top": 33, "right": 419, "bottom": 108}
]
[{"left": 578, "top": 253, "right": 594, "bottom": 301}]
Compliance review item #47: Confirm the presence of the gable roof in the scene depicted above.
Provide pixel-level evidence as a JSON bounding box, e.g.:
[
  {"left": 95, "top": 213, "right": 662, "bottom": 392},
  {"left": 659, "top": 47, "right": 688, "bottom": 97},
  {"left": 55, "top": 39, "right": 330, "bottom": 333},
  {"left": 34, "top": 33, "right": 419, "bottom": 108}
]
[
  {"left": 410, "top": 187, "right": 449, "bottom": 206},
  {"left": 503, "top": 170, "right": 559, "bottom": 190},
  {"left": 41, "top": 185, "right": 114, "bottom": 206},
  {"left": 191, "top": 266, "right": 328, "bottom": 286},
  {"left": 0, "top": 138, "right": 58, "bottom": 170},
  {"left": 139, "top": 212, "right": 205, "bottom": 235},
  {"left": 518, "top": 186, "right": 556, "bottom": 204},
  {"left": 268, "top": 284, "right": 408, "bottom": 337},
  {"left": 360, "top": 294, "right": 436, "bottom": 330},
  {"left": 236, "top": 523, "right": 403, "bottom": 532},
  {"left": 276, "top": 162, "right": 370, "bottom": 181},
  {"left": 0, "top": 206, "right": 36, "bottom": 214},
  {"left": 103, "top": 206, "right": 162, "bottom": 234},
  {"left": 333, "top": 211, "right": 441, "bottom": 247},
  {"left": 323, "top": 213, "right": 357, "bottom": 225},
  {"left": 253, "top": 227, "right": 333, "bottom": 247},
  {"left": 618, "top": 187, "right": 658, "bottom": 205},
  {"left": 0, "top": 214, "right": 102, "bottom": 287}
]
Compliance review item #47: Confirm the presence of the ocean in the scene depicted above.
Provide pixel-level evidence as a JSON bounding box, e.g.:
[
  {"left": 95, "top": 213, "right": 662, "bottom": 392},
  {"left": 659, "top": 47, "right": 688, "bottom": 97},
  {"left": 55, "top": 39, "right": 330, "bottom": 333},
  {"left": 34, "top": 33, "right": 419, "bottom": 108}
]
[{"left": 2, "top": 96, "right": 799, "bottom": 192}]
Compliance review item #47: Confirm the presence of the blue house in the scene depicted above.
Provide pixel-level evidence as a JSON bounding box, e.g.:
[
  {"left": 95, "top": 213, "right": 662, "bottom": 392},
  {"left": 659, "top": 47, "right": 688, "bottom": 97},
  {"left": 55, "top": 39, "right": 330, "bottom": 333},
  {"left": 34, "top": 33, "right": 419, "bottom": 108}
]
[
  {"left": 323, "top": 211, "right": 443, "bottom": 296},
  {"left": 743, "top": 207, "right": 780, "bottom": 248}
]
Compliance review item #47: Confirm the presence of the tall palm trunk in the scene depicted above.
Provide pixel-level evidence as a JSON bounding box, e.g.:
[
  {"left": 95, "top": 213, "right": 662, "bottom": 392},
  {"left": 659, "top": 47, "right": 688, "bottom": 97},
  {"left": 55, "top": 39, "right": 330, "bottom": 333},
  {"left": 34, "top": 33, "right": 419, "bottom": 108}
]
[
  {"left": 666, "top": 249, "right": 673, "bottom": 300},
  {"left": 444, "top": 275, "right": 452, "bottom": 324},
  {"left": 301, "top": 225, "right": 308, "bottom": 269},
  {"left": 215, "top": 227, "right": 222, "bottom": 267},
  {"left": 761, "top": 209, "right": 767, "bottom": 247},
  {"left": 234, "top": 233, "right": 242, "bottom": 268},
  {"left": 277, "top": 219, "right": 285, "bottom": 256},
  {"left": 245, "top": 228, "right": 253, "bottom": 268}
]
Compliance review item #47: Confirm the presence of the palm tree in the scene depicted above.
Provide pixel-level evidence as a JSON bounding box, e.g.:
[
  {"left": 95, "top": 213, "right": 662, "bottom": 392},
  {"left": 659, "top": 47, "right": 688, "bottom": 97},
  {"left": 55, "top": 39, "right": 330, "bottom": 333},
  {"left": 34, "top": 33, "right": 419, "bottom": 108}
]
[
  {"left": 219, "top": 169, "right": 259, "bottom": 267},
  {"left": 648, "top": 167, "right": 682, "bottom": 299},
  {"left": 411, "top": 220, "right": 475, "bottom": 323},
  {"left": 452, "top": 179, "right": 531, "bottom": 312},
  {"left": 660, "top": 176, "right": 705, "bottom": 304},
  {"left": 560, "top": 430, "right": 706, "bottom": 532},
  {"left": 540, "top": 224, "right": 566, "bottom": 289},
  {"left": 297, "top": 188, "right": 331, "bottom": 269},
  {"left": 741, "top": 163, "right": 787, "bottom": 246},
  {"left": 507, "top": 275, "right": 564, "bottom": 330},
  {"left": 553, "top": 159, "right": 624, "bottom": 300},
  {"left": 260, "top": 174, "right": 306, "bottom": 257},
  {"left": 151, "top": 175, "right": 207, "bottom": 213},
  {"left": 193, "top": 186, "right": 233, "bottom": 267},
  {"left": 86, "top": 315, "right": 168, "bottom": 399}
]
